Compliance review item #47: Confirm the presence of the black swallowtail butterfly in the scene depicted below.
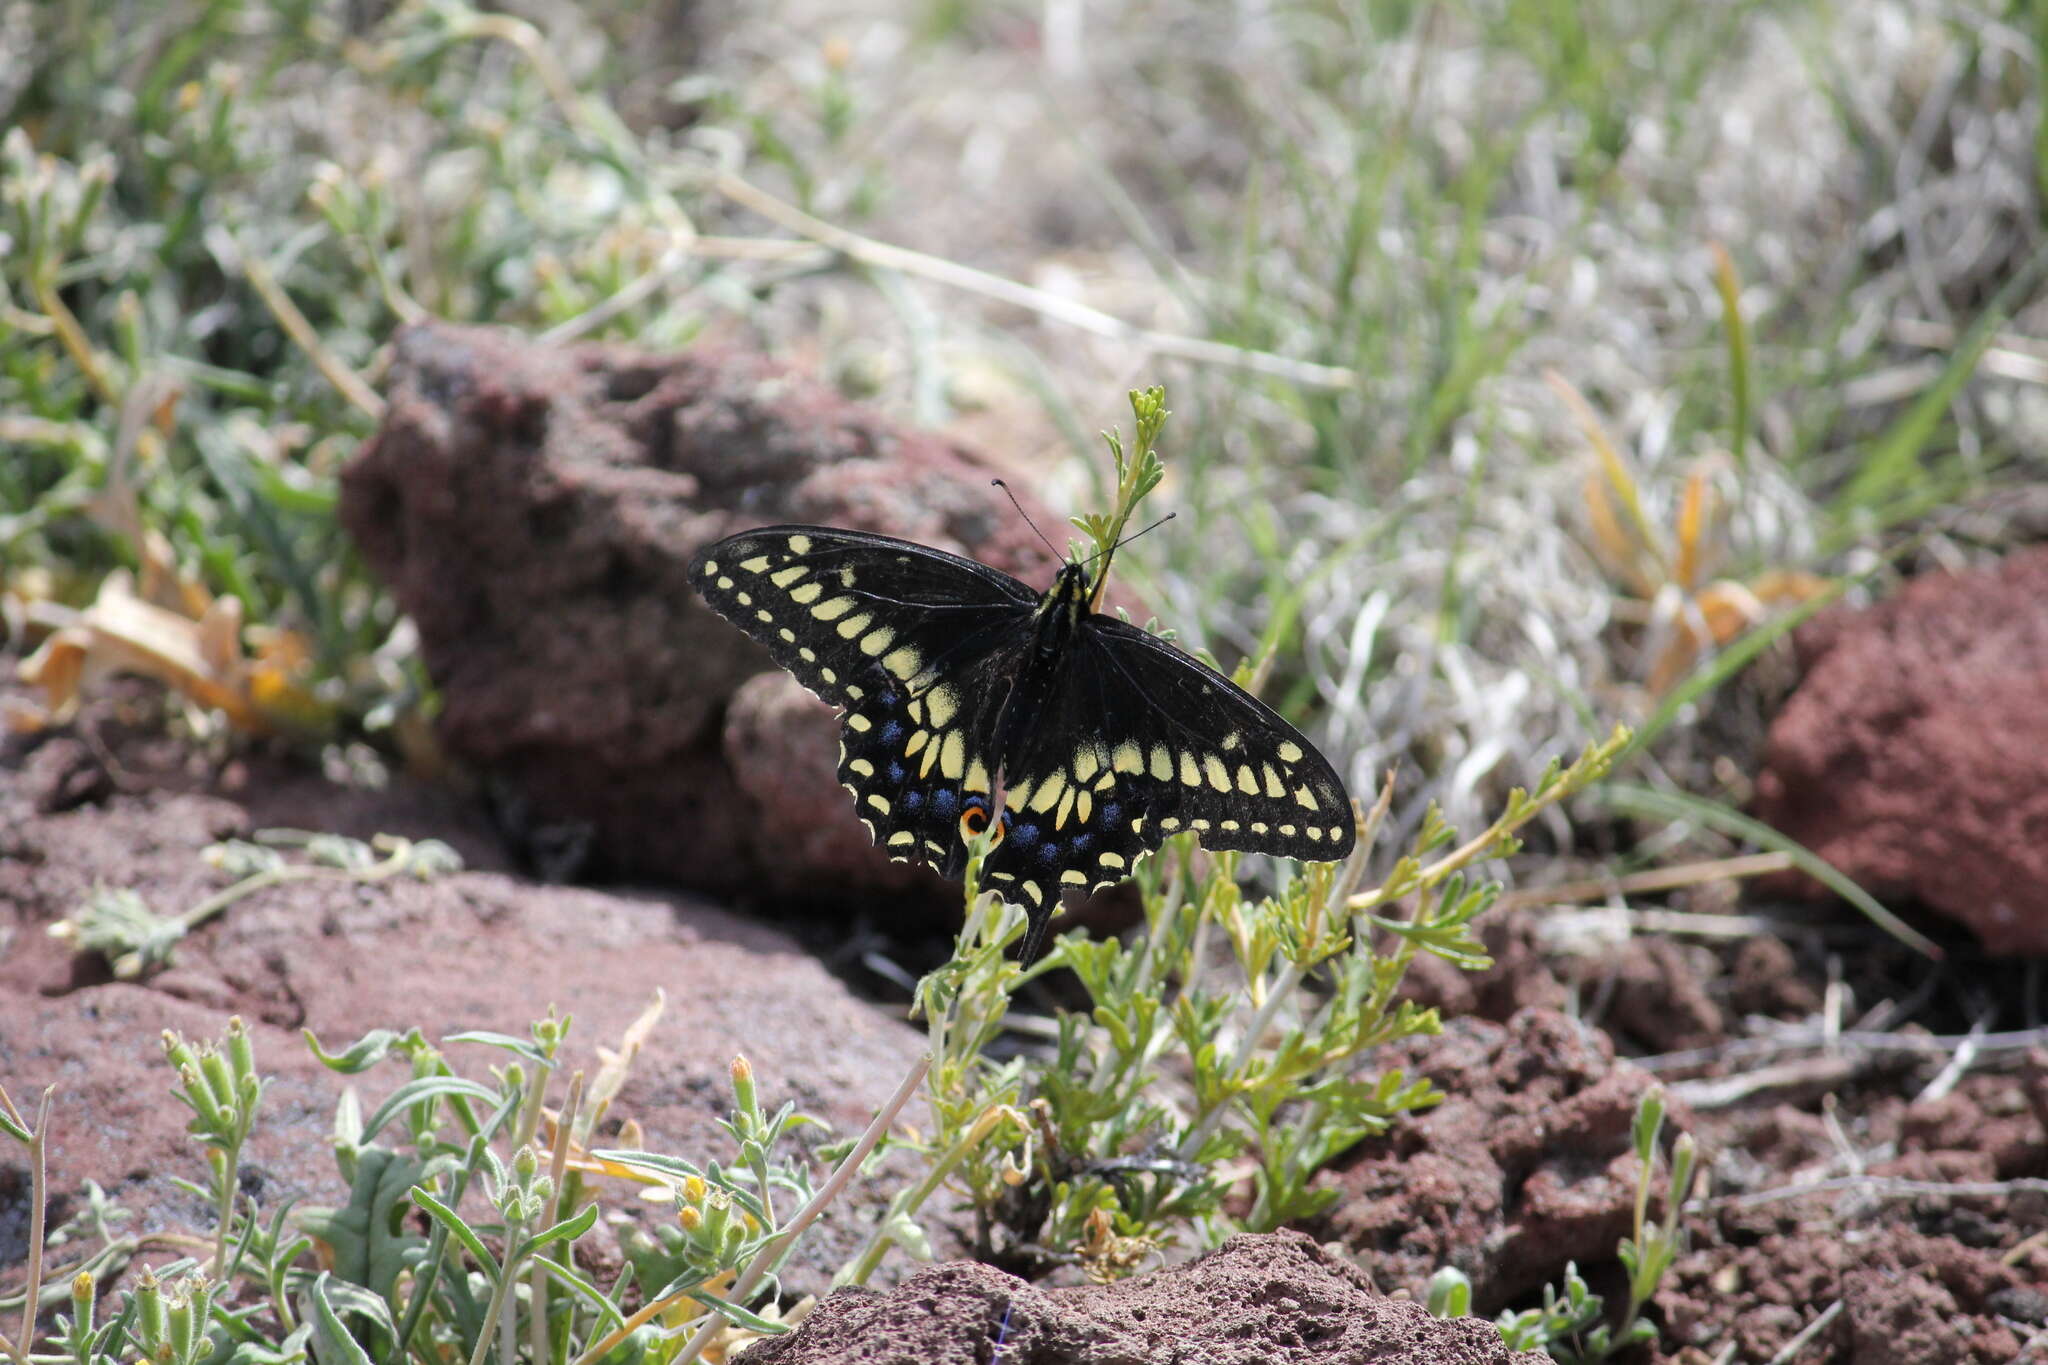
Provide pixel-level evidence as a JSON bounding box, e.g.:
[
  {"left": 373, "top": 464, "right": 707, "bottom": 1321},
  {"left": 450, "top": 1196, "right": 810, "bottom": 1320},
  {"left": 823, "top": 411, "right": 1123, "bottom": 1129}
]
[{"left": 689, "top": 524, "right": 1354, "bottom": 957}]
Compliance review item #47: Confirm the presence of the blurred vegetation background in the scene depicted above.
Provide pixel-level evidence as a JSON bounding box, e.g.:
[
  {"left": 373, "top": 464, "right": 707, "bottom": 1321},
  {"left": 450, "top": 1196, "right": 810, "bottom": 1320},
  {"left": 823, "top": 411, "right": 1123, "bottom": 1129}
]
[{"left": 4, "top": 0, "right": 2044, "bottom": 873}]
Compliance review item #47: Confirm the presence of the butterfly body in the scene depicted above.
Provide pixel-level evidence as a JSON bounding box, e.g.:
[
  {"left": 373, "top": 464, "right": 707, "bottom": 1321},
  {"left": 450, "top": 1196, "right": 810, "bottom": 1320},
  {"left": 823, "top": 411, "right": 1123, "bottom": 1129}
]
[{"left": 689, "top": 524, "right": 1353, "bottom": 953}]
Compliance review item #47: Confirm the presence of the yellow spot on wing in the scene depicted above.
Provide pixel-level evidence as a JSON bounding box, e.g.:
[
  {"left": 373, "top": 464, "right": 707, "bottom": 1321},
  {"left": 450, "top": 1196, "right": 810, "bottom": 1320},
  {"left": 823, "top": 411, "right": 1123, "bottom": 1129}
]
[
  {"left": 868, "top": 794, "right": 891, "bottom": 814},
  {"left": 1073, "top": 748, "right": 1099, "bottom": 781},
  {"left": 1055, "top": 788, "right": 1075, "bottom": 830},
  {"left": 739, "top": 556, "right": 770, "bottom": 573},
  {"left": 906, "top": 730, "right": 929, "bottom": 756},
  {"left": 925, "top": 685, "right": 959, "bottom": 727},
  {"left": 1061, "top": 870, "right": 1087, "bottom": 886},
  {"left": 1005, "top": 784, "right": 1031, "bottom": 813},
  {"left": 883, "top": 647, "right": 920, "bottom": 680},
  {"left": 1099, "top": 852, "right": 1125, "bottom": 869},
  {"left": 848, "top": 714, "right": 872, "bottom": 732},
  {"left": 1029, "top": 772, "right": 1065, "bottom": 812},
  {"left": 1236, "top": 764, "right": 1258, "bottom": 794},
  {"left": 1179, "top": 752, "right": 1201, "bottom": 787},
  {"left": 787, "top": 534, "right": 812, "bottom": 554},
  {"left": 849, "top": 758, "right": 874, "bottom": 777},
  {"left": 889, "top": 830, "right": 916, "bottom": 847},
  {"left": 701, "top": 560, "right": 719, "bottom": 574},
  {"left": 965, "top": 759, "right": 991, "bottom": 793},
  {"left": 791, "top": 582, "right": 823, "bottom": 604},
  {"left": 1204, "top": 755, "right": 1230, "bottom": 792},
  {"left": 1295, "top": 785, "right": 1318, "bottom": 810},
  {"left": 1113, "top": 742, "right": 1144, "bottom": 774},
  {"left": 770, "top": 565, "right": 808, "bottom": 588},
  {"left": 1150, "top": 746, "right": 1173, "bottom": 781},
  {"left": 1075, "top": 790, "right": 1092, "bottom": 825},
  {"left": 1263, "top": 765, "right": 1285, "bottom": 798},
  {"left": 813, "top": 596, "right": 858, "bottom": 621},
  {"left": 1278, "top": 741, "right": 1304, "bottom": 763},
  {"left": 836, "top": 612, "right": 874, "bottom": 639},
  {"left": 859, "top": 627, "right": 895, "bottom": 655},
  {"left": 716, "top": 576, "right": 734, "bottom": 590},
  {"left": 939, "top": 731, "right": 966, "bottom": 780},
  {"left": 1306, "top": 826, "right": 1324, "bottom": 841}
]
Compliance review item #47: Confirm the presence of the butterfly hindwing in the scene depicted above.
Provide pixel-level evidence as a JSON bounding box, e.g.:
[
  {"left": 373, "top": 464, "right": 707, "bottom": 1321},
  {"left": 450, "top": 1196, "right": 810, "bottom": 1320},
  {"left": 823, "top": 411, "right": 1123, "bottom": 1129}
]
[
  {"left": 980, "top": 615, "right": 1354, "bottom": 908},
  {"left": 1084, "top": 616, "right": 1354, "bottom": 857}
]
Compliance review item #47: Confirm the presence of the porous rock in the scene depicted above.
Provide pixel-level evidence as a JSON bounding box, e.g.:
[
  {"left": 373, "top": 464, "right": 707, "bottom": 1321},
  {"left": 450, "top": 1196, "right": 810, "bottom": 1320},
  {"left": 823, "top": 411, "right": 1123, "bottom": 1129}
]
[
  {"left": 337, "top": 322, "right": 1065, "bottom": 913},
  {"left": 1752, "top": 547, "right": 2048, "bottom": 954},
  {"left": 735, "top": 1229, "right": 1546, "bottom": 1365},
  {"left": 1314, "top": 1008, "right": 1675, "bottom": 1312}
]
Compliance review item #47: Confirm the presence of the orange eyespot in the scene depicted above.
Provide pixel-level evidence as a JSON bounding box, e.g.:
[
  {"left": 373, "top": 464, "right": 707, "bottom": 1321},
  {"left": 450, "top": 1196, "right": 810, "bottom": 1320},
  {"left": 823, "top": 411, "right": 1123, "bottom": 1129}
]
[{"left": 958, "top": 803, "right": 1006, "bottom": 848}]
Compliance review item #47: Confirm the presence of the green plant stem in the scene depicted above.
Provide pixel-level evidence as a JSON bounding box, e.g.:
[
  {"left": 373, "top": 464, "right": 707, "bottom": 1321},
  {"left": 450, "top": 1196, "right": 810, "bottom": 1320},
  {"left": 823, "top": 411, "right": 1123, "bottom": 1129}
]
[
  {"left": 836, "top": 1092, "right": 1004, "bottom": 1291},
  {"left": 530, "top": 1073, "right": 581, "bottom": 1365},
  {"left": 209, "top": 1138, "right": 240, "bottom": 1280},
  {"left": 1176, "top": 958, "right": 1304, "bottom": 1163},
  {"left": 0, "top": 1085, "right": 52, "bottom": 1365},
  {"left": 117, "top": 841, "right": 422, "bottom": 978},
  {"left": 465, "top": 1208, "right": 528, "bottom": 1365},
  {"left": 668, "top": 1053, "right": 929, "bottom": 1363}
]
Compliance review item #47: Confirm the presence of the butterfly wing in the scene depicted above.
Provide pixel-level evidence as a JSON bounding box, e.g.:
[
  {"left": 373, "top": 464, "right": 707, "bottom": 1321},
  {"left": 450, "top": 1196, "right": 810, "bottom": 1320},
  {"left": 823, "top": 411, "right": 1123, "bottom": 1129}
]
[
  {"left": 689, "top": 524, "right": 1036, "bottom": 876},
  {"left": 982, "top": 613, "right": 1356, "bottom": 924}
]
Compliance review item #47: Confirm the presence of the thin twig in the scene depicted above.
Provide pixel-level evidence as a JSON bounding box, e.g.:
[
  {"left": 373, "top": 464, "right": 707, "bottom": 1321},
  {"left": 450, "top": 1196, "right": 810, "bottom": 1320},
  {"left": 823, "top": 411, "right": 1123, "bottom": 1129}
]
[
  {"left": 1495, "top": 851, "right": 1794, "bottom": 910},
  {"left": 1719, "top": 1174, "right": 2048, "bottom": 1210},
  {"left": 1671, "top": 1055, "right": 1866, "bottom": 1110},
  {"left": 1639, "top": 1024, "right": 2048, "bottom": 1074},
  {"left": 708, "top": 171, "right": 1358, "bottom": 392},
  {"left": 1763, "top": 1300, "right": 1842, "bottom": 1365},
  {"left": 1912, "top": 1013, "right": 1988, "bottom": 1105},
  {"left": 208, "top": 228, "right": 384, "bottom": 419},
  {"left": 669, "top": 1052, "right": 931, "bottom": 1365}
]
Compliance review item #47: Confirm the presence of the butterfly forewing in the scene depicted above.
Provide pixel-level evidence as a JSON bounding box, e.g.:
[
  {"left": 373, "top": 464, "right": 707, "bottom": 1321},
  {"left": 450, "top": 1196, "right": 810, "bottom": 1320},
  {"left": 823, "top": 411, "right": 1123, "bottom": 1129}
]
[{"left": 690, "top": 525, "right": 1036, "bottom": 712}]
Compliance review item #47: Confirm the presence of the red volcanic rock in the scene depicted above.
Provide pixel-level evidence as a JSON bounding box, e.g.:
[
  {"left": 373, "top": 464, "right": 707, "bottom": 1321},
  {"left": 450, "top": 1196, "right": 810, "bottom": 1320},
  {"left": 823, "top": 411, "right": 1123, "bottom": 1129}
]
[
  {"left": 338, "top": 323, "right": 1069, "bottom": 917},
  {"left": 735, "top": 1230, "right": 1546, "bottom": 1365},
  {"left": 1752, "top": 548, "right": 2048, "bottom": 954},
  {"left": 1314, "top": 1008, "right": 1675, "bottom": 1312}
]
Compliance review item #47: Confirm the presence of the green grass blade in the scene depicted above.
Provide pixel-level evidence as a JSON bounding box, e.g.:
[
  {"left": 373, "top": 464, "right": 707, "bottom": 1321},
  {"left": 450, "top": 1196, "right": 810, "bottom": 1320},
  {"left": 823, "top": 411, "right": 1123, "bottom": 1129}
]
[
  {"left": 1836, "top": 237, "right": 2048, "bottom": 514},
  {"left": 1711, "top": 242, "right": 1750, "bottom": 476},
  {"left": 1598, "top": 783, "right": 1941, "bottom": 959}
]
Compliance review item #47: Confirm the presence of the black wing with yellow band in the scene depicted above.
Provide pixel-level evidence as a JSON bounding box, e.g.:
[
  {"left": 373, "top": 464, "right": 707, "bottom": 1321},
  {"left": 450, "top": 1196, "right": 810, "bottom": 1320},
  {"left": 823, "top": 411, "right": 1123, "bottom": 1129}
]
[{"left": 689, "top": 522, "right": 1354, "bottom": 951}]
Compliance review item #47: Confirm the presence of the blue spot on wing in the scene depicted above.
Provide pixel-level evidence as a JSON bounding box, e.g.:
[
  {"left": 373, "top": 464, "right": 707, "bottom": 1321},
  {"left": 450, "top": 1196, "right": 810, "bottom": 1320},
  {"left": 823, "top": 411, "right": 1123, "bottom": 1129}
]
[{"left": 932, "top": 789, "right": 959, "bottom": 817}]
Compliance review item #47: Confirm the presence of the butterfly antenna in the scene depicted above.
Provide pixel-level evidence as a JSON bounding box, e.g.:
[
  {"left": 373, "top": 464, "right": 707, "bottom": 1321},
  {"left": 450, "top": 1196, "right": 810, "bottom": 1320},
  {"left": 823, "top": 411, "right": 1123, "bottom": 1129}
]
[
  {"left": 991, "top": 479, "right": 1066, "bottom": 564},
  {"left": 1085, "top": 510, "right": 1176, "bottom": 608}
]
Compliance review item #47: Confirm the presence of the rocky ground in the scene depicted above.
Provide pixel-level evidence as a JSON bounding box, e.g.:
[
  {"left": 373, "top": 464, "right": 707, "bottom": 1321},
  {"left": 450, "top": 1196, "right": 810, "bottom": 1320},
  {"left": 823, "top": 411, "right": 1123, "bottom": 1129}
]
[{"left": 5, "top": 324, "right": 2046, "bottom": 1363}]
